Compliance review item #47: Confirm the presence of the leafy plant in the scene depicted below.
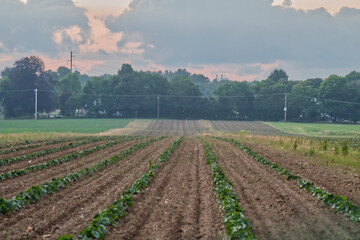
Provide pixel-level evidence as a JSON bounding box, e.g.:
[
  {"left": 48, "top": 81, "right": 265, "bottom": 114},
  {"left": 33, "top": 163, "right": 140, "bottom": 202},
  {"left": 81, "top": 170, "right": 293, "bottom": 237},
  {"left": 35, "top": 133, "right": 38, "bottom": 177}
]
[
  {"left": 214, "top": 136, "right": 360, "bottom": 224},
  {"left": 201, "top": 139, "right": 256, "bottom": 240},
  {"left": 293, "top": 140, "right": 298, "bottom": 150},
  {"left": 59, "top": 137, "right": 183, "bottom": 240},
  {"left": 0, "top": 136, "right": 143, "bottom": 181},
  {"left": 308, "top": 147, "right": 315, "bottom": 156},
  {"left": 320, "top": 139, "right": 328, "bottom": 151},
  {"left": 341, "top": 141, "right": 349, "bottom": 156},
  {"left": 0, "top": 136, "right": 120, "bottom": 167},
  {"left": 0, "top": 137, "right": 163, "bottom": 213}
]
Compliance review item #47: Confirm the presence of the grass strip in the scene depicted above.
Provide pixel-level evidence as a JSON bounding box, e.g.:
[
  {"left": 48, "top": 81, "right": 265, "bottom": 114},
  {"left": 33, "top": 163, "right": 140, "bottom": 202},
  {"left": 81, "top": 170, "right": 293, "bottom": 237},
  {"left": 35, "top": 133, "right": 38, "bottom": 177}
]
[
  {"left": 201, "top": 139, "right": 256, "bottom": 240},
  {"left": 59, "top": 137, "right": 183, "bottom": 240},
  {"left": 0, "top": 136, "right": 118, "bottom": 167},
  {"left": 0, "top": 136, "right": 143, "bottom": 181},
  {"left": 215, "top": 136, "right": 360, "bottom": 224},
  {"left": 0, "top": 137, "right": 163, "bottom": 213}
]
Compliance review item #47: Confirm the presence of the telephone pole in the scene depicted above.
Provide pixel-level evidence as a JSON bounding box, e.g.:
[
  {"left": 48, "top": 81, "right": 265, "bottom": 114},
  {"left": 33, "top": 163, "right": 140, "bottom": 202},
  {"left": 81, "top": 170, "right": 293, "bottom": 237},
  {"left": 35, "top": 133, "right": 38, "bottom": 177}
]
[
  {"left": 157, "top": 95, "right": 160, "bottom": 119},
  {"left": 34, "top": 89, "right": 38, "bottom": 120},
  {"left": 69, "top": 51, "right": 75, "bottom": 73},
  {"left": 284, "top": 93, "right": 287, "bottom": 122}
]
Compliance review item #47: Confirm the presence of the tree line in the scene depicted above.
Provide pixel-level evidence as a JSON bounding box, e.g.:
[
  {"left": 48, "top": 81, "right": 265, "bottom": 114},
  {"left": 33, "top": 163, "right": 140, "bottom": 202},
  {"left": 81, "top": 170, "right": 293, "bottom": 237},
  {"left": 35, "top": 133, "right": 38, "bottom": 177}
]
[{"left": 0, "top": 56, "right": 359, "bottom": 122}]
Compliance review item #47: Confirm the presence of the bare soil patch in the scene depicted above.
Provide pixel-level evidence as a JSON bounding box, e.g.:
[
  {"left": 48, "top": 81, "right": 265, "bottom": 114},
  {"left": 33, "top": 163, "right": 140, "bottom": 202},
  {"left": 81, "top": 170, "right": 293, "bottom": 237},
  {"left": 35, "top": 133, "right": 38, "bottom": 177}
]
[{"left": 210, "top": 121, "right": 286, "bottom": 135}]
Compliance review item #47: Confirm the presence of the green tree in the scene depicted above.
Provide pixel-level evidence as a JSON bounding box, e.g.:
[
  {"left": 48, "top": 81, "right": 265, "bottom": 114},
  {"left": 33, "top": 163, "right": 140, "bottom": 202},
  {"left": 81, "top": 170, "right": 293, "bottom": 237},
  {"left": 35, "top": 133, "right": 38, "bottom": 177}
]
[
  {"left": 214, "top": 81, "right": 254, "bottom": 120},
  {"left": 318, "top": 75, "right": 350, "bottom": 121},
  {"left": 289, "top": 81, "right": 320, "bottom": 121},
  {"left": 164, "top": 75, "right": 203, "bottom": 119},
  {"left": 267, "top": 69, "right": 289, "bottom": 82},
  {"left": 57, "top": 66, "right": 71, "bottom": 79},
  {"left": 2, "top": 56, "right": 57, "bottom": 118},
  {"left": 57, "top": 73, "right": 82, "bottom": 116}
]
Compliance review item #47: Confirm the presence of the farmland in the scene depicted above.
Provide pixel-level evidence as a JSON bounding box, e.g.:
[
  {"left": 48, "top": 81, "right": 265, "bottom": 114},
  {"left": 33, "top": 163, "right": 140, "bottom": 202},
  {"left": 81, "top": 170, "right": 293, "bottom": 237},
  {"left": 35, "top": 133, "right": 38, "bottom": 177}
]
[{"left": 0, "top": 119, "right": 360, "bottom": 239}]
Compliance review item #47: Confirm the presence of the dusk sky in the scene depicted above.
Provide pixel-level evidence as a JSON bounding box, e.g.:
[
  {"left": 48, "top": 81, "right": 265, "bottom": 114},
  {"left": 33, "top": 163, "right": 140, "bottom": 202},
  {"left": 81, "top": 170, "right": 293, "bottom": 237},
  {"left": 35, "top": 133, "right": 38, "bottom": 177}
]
[{"left": 1, "top": 0, "right": 360, "bottom": 81}]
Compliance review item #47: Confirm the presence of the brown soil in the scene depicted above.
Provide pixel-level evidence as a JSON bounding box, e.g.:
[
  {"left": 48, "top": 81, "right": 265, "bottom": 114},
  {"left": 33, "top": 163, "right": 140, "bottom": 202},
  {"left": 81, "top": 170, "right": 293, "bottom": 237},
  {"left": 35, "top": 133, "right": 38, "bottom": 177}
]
[
  {"left": 137, "top": 120, "right": 207, "bottom": 136},
  {"left": 0, "top": 140, "right": 81, "bottom": 165},
  {"left": 0, "top": 139, "right": 145, "bottom": 198},
  {"left": 210, "top": 121, "right": 285, "bottom": 135},
  {"left": 0, "top": 137, "right": 176, "bottom": 240},
  {"left": 0, "top": 140, "right": 111, "bottom": 174},
  {"left": 242, "top": 140, "right": 360, "bottom": 206},
  {"left": 206, "top": 138, "right": 360, "bottom": 240},
  {"left": 107, "top": 137, "right": 225, "bottom": 240}
]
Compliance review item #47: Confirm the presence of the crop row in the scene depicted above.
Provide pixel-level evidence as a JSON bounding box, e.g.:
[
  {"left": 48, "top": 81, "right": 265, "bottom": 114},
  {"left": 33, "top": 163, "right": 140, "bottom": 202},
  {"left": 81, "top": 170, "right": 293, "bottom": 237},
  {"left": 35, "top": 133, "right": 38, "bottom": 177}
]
[
  {"left": 0, "top": 137, "right": 92, "bottom": 155},
  {"left": 59, "top": 137, "right": 183, "bottom": 240},
  {"left": 0, "top": 137, "right": 163, "bottom": 213},
  {"left": 215, "top": 137, "right": 360, "bottom": 224},
  {"left": 0, "top": 136, "right": 95, "bottom": 152},
  {"left": 0, "top": 136, "right": 121, "bottom": 167},
  {"left": 201, "top": 139, "right": 256, "bottom": 240},
  {"left": 0, "top": 136, "right": 143, "bottom": 181}
]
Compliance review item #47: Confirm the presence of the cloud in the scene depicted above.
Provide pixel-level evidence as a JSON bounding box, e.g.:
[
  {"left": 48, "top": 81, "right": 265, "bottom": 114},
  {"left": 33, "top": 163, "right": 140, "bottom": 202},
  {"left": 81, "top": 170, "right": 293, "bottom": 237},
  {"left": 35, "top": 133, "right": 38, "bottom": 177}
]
[
  {"left": 0, "top": 0, "right": 90, "bottom": 54},
  {"left": 106, "top": 0, "right": 360, "bottom": 72}
]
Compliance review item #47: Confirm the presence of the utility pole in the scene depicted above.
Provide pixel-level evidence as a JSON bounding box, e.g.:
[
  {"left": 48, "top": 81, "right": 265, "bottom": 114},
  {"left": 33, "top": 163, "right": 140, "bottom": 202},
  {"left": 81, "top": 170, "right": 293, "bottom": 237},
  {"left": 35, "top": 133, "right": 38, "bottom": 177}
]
[
  {"left": 284, "top": 93, "right": 287, "bottom": 122},
  {"left": 157, "top": 95, "right": 160, "bottom": 119},
  {"left": 34, "top": 89, "right": 38, "bottom": 120},
  {"left": 69, "top": 51, "right": 75, "bottom": 73}
]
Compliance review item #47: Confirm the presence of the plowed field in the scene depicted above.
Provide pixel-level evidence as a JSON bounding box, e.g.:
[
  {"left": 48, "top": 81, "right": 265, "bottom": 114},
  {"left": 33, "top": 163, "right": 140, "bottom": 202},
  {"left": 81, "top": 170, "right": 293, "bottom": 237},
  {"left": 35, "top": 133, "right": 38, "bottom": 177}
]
[{"left": 1, "top": 134, "right": 359, "bottom": 240}]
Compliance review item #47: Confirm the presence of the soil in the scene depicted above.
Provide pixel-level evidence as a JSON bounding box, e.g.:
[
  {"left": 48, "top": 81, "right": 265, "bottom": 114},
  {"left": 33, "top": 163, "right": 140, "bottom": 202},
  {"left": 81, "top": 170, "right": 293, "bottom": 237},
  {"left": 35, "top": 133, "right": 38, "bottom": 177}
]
[
  {"left": 1, "top": 135, "right": 359, "bottom": 240},
  {"left": 241, "top": 140, "right": 360, "bottom": 206},
  {"left": 210, "top": 121, "right": 286, "bottom": 135},
  {"left": 206, "top": 137, "right": 360, "bottom": 240},
  {"left": 0, "top": 137, "right": 176, "bottom": 239},
  {"left": 107, "top": 137, "right": 225, "bottom": 240},
  {"left": 0, "top": 140, "right": 111, "bottom": 174},
  {"left": 0, "top": 140, "right": 83, "bottom": 167},
  {"left": 0, "top": 139, "right": 145, "bottom": 198}
]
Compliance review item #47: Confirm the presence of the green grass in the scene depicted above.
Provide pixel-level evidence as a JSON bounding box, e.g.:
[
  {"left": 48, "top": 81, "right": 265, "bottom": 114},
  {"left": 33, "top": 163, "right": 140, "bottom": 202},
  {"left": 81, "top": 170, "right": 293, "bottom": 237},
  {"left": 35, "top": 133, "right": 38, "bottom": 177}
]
[
  {"left": 0, "top": 119, "right": 133, "bottom": 134},
  {"left": 267, "top": 122, "right": 360, "bottom": 137}
]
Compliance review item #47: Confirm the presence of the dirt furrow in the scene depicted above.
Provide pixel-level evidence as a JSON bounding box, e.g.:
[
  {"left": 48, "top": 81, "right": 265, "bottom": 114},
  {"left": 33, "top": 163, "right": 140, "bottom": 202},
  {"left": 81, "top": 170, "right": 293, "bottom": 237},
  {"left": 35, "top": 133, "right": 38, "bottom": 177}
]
[
  {"left": 208, "top": 138, "right": 360, "bottom": 240},
  {"left": 0, "top": 140, "right": 81, "bottom": 161},
  {"left": 0, "top": 138, "right": 175, "bottom": 240},
  {"left": 242, "top": 141, "right": 360, "bottom": 205},
  {"left": 107, "top": 137, "right": 225, "bottom": 240},
  {"left": 0, "top": 140, "right": 111, "bottom": 174},
  {"left": 0, "top": 139, "right": 145, "bottom": 198}
]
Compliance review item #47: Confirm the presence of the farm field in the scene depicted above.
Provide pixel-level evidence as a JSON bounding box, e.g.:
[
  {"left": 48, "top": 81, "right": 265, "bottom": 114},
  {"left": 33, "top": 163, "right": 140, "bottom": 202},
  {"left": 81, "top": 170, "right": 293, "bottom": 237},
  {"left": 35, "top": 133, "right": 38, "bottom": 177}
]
[
  {"left": 0, "top": 120, "right": 360, "bottom": 239},
  {"left": 267, "top": 122, "right": 360, "bottom": 137},
  {"left": 0, "top": 119, "right": 132, "bottom": 134}
]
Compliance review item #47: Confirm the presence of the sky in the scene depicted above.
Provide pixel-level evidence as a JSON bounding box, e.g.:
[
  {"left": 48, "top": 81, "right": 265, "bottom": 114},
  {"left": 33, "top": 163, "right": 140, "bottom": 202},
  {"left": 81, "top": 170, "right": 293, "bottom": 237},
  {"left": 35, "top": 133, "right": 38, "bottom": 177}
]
[{"left": 1, "top": 0, "right": 360, "bottom": 81}]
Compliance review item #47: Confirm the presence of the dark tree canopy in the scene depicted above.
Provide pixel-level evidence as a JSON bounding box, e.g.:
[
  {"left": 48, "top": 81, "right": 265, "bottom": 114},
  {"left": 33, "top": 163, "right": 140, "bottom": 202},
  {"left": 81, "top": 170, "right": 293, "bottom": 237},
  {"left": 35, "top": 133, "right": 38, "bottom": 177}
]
[
  {"left": 267, "top": 69, "right": 289, "bottom": 82},
  {"left": 1, "top": 56, "right": 57, "bottom": 118},
  {"left": 0, "top": 58, "right": 359, "bottom": 122}
]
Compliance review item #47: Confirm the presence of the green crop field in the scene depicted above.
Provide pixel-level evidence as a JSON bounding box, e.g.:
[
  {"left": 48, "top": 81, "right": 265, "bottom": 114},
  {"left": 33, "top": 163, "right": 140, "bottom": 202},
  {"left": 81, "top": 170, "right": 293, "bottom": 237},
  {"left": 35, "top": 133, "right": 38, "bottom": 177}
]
[
  {"left": 267, "top": 122, "right": 360, "bottom": 137},
  {"left": 0, "top": 119, "right": 133, "bottom": 134}
]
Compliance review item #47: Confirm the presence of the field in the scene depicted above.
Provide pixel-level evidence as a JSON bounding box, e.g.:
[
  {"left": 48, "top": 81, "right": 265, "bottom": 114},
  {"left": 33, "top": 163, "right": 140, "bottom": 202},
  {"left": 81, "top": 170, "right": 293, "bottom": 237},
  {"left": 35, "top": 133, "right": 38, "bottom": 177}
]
[
  {"left": 0, "top": 119, "right": 360, "bottom": 239},
  {"left": 267, "top": 122, "right": 360, "bottom": 137},
  {"left": 0, "top": 119, "right": 132, "bottom": 134}
]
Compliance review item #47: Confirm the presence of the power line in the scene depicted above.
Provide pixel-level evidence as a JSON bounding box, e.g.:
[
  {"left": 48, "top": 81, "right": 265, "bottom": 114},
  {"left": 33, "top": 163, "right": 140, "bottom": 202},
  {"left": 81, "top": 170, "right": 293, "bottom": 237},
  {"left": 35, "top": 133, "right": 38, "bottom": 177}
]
[{"left": 1, "top": 89, "right": 360, "bottom": 106}]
